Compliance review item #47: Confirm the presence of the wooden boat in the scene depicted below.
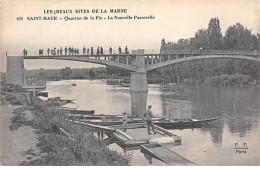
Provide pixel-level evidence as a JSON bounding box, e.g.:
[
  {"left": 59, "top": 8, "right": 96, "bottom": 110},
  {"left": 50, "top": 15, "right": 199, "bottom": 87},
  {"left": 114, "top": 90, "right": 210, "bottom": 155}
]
[
  {"left": 60, "top": 106, "right": 78, "bottom": 111},
  {"left": 69, "top": 109, "right": 95, "bottom": 115},
  {"left": 72, "top": 83, "right": 77, "bottom": 86},
  {"left": 69, "top": 114, "right": 165, "bottom": 120},
  {"left": 78, "top": 117, "right": 165, "bottom": 126},
  {"left": 153, "top": 117, "right": 219, "bottom": 129}
]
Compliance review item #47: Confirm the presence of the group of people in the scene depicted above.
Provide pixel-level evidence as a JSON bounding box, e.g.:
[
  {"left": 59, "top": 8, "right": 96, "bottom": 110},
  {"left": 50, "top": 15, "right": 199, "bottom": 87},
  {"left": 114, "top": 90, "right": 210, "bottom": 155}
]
[
  {"left": 122, "top": 105, "right": 156, "bottom": 135},
  {"left": 44, "top": 47, "right": 80, "bottom": 56},
  {"left": 23, "top": 48, "right": 28, "bottom": 56},
  {"left": 22, "top": 46, "right": 130, "bottom": 56}
]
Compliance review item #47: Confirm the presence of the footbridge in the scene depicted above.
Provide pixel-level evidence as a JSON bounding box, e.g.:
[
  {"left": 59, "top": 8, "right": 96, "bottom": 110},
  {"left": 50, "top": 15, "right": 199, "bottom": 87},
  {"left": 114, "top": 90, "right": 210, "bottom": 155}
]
[
  {"left": 6, "top": 52, "right": 260, "bottom": 93},
  {"left": 6, "top": 51, "right": 260, "bottom": 117}
]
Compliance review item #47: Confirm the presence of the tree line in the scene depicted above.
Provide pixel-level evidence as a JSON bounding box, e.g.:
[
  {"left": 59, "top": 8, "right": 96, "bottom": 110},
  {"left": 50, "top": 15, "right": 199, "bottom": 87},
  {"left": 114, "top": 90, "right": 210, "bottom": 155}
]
[
  {"left": 161, "top": 17, "right": 259, "bottom": 52},
  {"left": 158, "top": 18, "right": 259, "bottom": 86}
]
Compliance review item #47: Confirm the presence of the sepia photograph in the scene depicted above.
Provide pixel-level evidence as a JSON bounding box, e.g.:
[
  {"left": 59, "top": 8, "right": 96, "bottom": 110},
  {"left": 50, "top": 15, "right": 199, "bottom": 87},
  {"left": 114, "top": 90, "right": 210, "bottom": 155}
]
[{"left": 0, "top": 0, "right": 259, "bottom": 166}]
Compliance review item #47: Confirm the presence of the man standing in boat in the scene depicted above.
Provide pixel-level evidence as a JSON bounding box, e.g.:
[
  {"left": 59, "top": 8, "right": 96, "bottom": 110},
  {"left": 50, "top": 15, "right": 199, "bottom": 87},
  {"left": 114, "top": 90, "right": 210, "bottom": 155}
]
[
  {"left": 144, "top": 105, "right": 156, "bottom": 135},
  {"left": 122, "top": 112, "right": 127, "bottom": 132}
]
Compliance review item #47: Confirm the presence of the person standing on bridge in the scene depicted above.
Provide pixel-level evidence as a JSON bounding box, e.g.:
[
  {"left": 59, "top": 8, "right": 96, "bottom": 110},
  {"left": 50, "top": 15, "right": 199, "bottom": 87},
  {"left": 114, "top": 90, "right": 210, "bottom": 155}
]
[
  {"left": 144, "top": 105, "right": 156, "bottom": 135},
  {"left": 47, "top": 48, "right": 50, "bottom": 56},
  {"left": 65, "top": 46, "right": 67, "bottom": 55},
  {"left": 23, "top": 48, "right": 26, "bottom": 56},
  {"left": 60, "top": 47, "right": 63, "bottom": 55},
  {"left": 118, "top": 46, "right": 122, "bottom": 54},
  {"left": 109, "top": 46, "right": 112, "bottom": 55},
  {"left": 125, "top": 46, "right": 128, "bottom": 54},
  {"left": 96, "top": 46, "right": 100, "bottom": 55},
  {"left": 100, "top": 47, "right": 103, "bottom": 55},
  {"left": 68, "top": 46, "right": 71, "bottom": 55},
  {"left": 57, "top": 49, "right": 60, "bottom": 55},
  {"left": 91, "top": 47, "right": 93, "bottom": 55},
  {"left": 122, "top": 112, "right": 127, "bottom": 132},
  {"left": 83, "top": 46, "right": 86, "bottom": 55},
  {"left": 87, "top": 48, "right": 89, "bottom": 55}
]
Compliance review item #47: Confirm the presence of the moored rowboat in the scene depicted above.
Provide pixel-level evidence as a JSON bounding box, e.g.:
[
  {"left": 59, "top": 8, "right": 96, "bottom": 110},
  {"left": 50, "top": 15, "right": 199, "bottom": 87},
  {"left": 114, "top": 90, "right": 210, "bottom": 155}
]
[
  {"left": 153, "top": 117, "right": 219, "bottom": 129},
  {"left": 78, "top": 117, "right": 165, "bottom": 126}
]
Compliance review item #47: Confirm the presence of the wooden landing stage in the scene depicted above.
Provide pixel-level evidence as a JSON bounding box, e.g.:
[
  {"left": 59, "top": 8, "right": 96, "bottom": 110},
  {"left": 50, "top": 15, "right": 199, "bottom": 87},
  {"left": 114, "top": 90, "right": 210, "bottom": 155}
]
[
  {"left": 141, "top": 143, "right": 195, "bottom": 166},
  {"left": 68, "top": 119, "right": 181, "bottom": 148},
  {"left": 108, "top": 123, "right": 181, "bottom": 148}
]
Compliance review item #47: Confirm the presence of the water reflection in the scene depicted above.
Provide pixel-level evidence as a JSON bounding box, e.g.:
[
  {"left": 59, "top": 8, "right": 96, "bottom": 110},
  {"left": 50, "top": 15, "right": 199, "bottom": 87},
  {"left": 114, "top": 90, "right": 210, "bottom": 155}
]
[
  {"left": 130, "top": 92, "right": 147, "bottom": 118},
  {"left": 45, "top": 80, "right": 260, "bottom": 165}
]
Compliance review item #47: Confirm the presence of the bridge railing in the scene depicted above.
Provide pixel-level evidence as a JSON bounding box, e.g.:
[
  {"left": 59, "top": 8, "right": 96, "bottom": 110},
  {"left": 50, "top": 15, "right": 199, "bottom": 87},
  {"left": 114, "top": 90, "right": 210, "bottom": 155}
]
[{"left": 160, "top": 49, "right": 259, "bottom": 56}]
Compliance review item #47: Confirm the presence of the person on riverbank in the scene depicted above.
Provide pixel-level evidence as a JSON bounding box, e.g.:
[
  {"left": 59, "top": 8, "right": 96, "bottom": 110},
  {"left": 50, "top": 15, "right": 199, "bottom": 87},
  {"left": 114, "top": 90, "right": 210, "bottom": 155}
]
[
  {"left": 144, "top": 105, "right": 156, "bottom": 135},
  {"left": 122, "top": 112, "right": 127, "bottom": 132}
]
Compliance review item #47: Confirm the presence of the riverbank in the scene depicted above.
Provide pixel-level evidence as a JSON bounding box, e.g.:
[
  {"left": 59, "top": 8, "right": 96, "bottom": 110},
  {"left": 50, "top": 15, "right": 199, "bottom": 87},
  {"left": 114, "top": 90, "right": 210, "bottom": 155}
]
[
  {"left": 0, "top": 93, "right": 130, "bottom": 165},
  {"left": 0, "top": 104, "right": 41, "bottom": 165}
]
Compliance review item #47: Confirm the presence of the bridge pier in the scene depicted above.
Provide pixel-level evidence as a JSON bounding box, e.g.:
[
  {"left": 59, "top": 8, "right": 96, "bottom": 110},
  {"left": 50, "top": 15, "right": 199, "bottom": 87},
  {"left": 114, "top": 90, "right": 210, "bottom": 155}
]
[
  {"left": 130, "top": 55, "right": 148, "bottom": 93},
  {"left": 6, "top": 55, "right": 25, "bottom": 86},
  {"left": 130, "top": 55, "right": 148, "bottom": 117}
]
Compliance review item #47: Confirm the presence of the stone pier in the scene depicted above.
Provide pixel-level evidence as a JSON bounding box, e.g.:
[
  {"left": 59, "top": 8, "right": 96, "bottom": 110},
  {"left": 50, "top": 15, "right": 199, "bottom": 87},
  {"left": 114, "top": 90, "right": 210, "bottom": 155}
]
[{"left": 130, "top": 55, "right": 148, "bottom": 117}]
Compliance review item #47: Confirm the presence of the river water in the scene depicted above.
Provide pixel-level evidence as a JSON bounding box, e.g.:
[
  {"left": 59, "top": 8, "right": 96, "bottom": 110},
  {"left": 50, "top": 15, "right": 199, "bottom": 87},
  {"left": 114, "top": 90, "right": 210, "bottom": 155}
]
[{"left": 45, "top": 79, "right": 260, "bottom": 166}]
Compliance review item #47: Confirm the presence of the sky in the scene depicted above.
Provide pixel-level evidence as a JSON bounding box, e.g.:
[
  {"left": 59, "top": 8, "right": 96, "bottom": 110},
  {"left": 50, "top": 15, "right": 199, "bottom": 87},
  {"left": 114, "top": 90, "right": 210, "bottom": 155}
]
[{"left": 0, "top": 0, "right": 259, "bottom": 71}]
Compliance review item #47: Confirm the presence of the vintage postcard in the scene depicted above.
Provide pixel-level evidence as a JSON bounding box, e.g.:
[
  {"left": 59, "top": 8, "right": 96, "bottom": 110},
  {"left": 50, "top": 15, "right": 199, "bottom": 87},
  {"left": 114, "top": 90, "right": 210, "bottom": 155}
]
[{"left": 0, "top": 0, "right": 259, "bottom": 166}]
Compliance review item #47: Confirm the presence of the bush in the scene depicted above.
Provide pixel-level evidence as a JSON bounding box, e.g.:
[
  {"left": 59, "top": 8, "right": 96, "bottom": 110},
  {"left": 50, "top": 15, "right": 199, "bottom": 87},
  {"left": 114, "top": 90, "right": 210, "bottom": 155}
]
[
  {"left": 204, "top": 74, "right": 251, "bottom": 86},
  {"left": 9, "top": 95, "right": 130, "bottom": 166}
]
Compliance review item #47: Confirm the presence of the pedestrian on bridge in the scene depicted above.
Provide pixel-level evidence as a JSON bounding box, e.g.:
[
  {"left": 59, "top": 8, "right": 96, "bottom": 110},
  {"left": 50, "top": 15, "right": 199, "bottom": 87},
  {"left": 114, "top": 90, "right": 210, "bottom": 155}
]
[
  {"left": 91, "top": 47, "right": 93, "bottom": 55},
  {"left": 118, "top": 46, "right": 122, "bottom": 54},
  {"left": 60, "top": 47, "right": 63, "bottom": 55},
  {"left": 97, "top": 46, "right": 100, "bottom": 55},
  {"left": 65, "top": 46, "right": 67, "bottom": 55},
  {"left": 125, "top": 46, "right": 128, "bottom": 54},
  {"left": 47, "top": 48, "right": 50, "bottom": 56},
  {"left": 109, "top": 46, "right": 112, "bottom": 55},
  {"left": 83, "top": 46, "right": 86, "bottom": 55},
  {"left": 100, "top": 47, "right": 103, "bottom": 55},
  {"left": 23, "top": 48, "right": 26, "bottom": 56},
  {"left": 87, "top": 48, "right": 89, "bottom": 55},
  {"left": 57, "top": 49, "right": 60, "bottom": 55},
  {"left": 144, "top": 105, "right": 156, "bottom": 135},
  {"left": 53, "top": 47, "right": 56, "bottom": 55},
  {"left": 68, "top": 46, "right": 71, "bottom": 55},
  {"left": 39, "top": 49, "right": 43, "bottom": 56}
]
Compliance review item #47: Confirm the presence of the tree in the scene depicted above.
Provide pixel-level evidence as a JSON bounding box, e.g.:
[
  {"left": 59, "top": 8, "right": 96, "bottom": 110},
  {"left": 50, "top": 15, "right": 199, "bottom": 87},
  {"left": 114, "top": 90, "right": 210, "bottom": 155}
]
[
  {"left": 223, "top": 23, "right": 258, "bottom": 50},
  {"left": 208, "top": 18, "right": 222, "bottom": 49},
  {"left": 160, "top": 38, "right": 167, "bottom": 53},
  {"left": 60, "top": 67, "right": 72, "bottom": 79},
  {"left": 89, "top": 69, "right": 96, "bottom": 78},
  {"left": 190, "top": 29, "right": 210, "bottom": 49}
]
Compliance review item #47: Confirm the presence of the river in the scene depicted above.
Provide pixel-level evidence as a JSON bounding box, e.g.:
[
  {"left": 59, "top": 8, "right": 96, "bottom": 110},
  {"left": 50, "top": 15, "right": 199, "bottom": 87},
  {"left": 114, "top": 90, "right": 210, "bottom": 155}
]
[{"left": 45, "top": 79, "right": 260, "bottom": 165}]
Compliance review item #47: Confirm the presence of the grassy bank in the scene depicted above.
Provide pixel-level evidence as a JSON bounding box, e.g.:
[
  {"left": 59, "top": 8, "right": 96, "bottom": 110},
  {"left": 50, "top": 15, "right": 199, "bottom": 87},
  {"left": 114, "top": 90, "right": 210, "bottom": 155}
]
[
  {"left": 203, "top": 74, "right": 253, "bottom": 86},
  {"left": 4, "top": 93, "right": 130, "bottom": 166}
]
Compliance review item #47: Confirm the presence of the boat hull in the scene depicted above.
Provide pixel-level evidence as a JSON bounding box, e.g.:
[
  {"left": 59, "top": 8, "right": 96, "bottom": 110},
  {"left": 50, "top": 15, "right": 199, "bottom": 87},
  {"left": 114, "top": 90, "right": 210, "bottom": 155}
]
[{"left": 154, "top": 117, "right": 219, "bottom": 129}]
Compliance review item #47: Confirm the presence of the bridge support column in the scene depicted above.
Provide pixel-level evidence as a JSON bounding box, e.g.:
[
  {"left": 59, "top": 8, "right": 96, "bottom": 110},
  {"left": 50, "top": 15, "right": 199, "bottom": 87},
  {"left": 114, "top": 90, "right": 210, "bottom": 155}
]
[
  {"left": 130, "top": 55, "right": 147, "bottom": 93},
  {"left": 130, "top": 55, "right": 148, "bottom": 117},
  {"left": 6, "top": 55, "right": 25, "bottom": 86}
]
